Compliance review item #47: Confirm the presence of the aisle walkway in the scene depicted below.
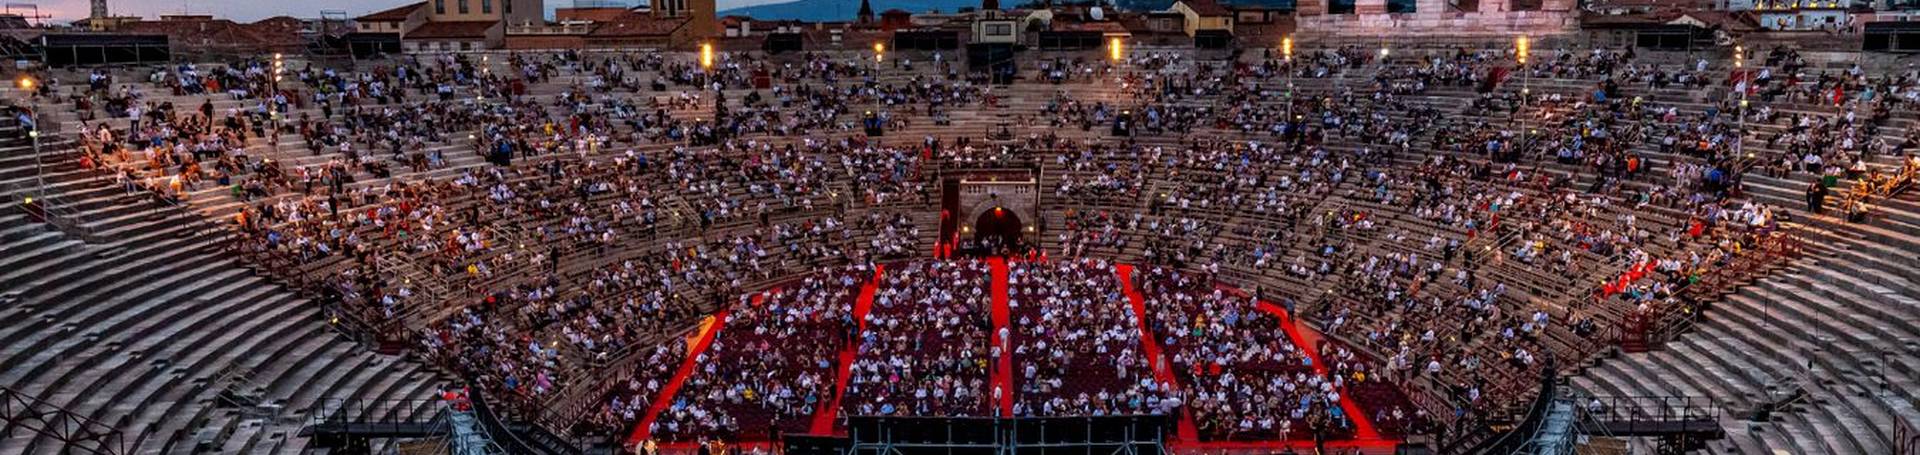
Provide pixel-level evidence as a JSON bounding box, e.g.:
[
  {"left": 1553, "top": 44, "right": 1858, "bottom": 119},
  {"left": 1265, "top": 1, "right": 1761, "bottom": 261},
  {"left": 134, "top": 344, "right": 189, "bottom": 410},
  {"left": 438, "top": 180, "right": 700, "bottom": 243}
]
[
  {"left": 627, "top": 297, "right": 745, "bottom": 445},
  {"left": 812, "top": 265, "right": 885, "bottom": 435},
  {"left": 988, "top": 257, "right": 1014, "bottom": 417},
  {"left": 1114, "top": 264, "right": 1201, "bottom": 442},
  {"left": 1254, "top": 299, "right": 1386, "bottom": 443}
]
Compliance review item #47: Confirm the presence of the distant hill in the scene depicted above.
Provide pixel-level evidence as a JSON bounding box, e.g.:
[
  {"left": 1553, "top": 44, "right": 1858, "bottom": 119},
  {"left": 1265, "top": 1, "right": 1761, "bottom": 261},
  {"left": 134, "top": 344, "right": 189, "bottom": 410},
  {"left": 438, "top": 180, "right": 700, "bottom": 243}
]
[{"left": 721, "top": 0, "right": 984, "bottom": 21}]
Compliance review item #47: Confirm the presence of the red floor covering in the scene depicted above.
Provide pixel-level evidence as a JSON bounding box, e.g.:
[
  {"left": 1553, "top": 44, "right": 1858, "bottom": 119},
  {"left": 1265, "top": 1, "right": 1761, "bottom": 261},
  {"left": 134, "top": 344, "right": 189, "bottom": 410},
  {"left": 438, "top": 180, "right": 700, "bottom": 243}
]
[
  {"left": 1252, "top": 298, "right": 1389, "bottom": 445},
  {"left": 626, "top": 295, "right": 747, "bottom": 446},
  {"left": 810, "top": 265, "right": 885, "bottom": 435},
  {"left": 988, "top": 258, "right": 1015, "bottom": 417},
  {"left": 1114, "top": 264, "right": 1202, "bottom": 442}
]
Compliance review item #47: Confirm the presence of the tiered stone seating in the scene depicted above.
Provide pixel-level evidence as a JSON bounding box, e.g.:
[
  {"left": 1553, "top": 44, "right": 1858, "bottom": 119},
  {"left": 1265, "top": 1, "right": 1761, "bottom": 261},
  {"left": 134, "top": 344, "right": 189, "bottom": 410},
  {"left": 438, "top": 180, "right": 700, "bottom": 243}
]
[
  {"left": 3, "top": 44, "right": 1917, "bottom": 455},
  {"left": 0, "top": 109, "right": 442, "bottom": 454}
]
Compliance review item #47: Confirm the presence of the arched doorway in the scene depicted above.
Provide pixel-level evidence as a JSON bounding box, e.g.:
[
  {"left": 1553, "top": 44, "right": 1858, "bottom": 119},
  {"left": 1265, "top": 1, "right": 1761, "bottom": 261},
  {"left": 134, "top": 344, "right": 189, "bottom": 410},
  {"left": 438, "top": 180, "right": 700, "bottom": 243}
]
[{"left": 974, "top": 206, "right": 1024, "bottom": 253}]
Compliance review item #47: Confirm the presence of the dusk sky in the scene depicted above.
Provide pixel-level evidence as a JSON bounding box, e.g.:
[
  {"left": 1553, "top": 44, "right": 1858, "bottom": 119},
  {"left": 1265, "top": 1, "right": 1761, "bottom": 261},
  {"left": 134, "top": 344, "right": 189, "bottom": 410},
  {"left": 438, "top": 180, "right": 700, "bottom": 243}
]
[{"left": 27, "top": 0, "right": 789, "bottom": 23}]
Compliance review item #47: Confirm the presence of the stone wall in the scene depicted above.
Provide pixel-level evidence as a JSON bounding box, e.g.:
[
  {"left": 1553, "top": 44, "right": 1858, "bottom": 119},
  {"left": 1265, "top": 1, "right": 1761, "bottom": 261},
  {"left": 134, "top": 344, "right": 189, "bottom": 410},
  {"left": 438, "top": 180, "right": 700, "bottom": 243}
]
[
  {"left": 955, "top": 180, "right": 1039, "bottom": 244},
  {"left": 1292, "top": 0, "right": 1578, "bottom": 37}
]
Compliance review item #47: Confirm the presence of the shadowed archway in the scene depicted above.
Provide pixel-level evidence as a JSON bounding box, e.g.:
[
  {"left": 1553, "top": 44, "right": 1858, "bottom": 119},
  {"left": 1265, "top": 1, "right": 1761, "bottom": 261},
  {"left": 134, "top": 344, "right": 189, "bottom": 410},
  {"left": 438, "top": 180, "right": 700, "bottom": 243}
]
[{"left": 974, "top": 206, "right": 1024, "bottom": 252}]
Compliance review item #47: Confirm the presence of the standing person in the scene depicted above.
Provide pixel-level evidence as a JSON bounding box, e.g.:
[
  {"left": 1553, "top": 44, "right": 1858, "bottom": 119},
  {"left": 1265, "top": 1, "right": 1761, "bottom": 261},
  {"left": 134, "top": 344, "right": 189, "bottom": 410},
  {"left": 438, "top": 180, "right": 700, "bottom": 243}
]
[{"left": 1805, "top": 180, "right": 1828, "bottom": 214}]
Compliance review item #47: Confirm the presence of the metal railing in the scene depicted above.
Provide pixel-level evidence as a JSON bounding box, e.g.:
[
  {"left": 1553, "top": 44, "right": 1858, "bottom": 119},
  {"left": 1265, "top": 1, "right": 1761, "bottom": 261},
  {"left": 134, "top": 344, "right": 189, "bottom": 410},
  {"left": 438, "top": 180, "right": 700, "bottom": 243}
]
[
  {"left": 1634, "top": 223, "right": 1805, "bottom": 348},
  {"left": 1897, "top": 411, "right": 1920, "bottom": 455},
  {"left": 6, "top": 182, "right": 107, "bottom": 243},
  {"left": 472, "top": 389, "right": 586, "bottom": 455},
  {"left": 1840, "top": 158, "right": 1920, "bottom": 223},
  {"left": 1578, "top": 395, "right": 1721, "bottom": 435},
  {"left": 1456, "top": 361, "right": 1558, "bottom": 455},
  {"left": 0, "top": 385, "right": 127, "bottom": 455},
  {"left": 310, "top": 398, "right": 447, "bottom": 428}
]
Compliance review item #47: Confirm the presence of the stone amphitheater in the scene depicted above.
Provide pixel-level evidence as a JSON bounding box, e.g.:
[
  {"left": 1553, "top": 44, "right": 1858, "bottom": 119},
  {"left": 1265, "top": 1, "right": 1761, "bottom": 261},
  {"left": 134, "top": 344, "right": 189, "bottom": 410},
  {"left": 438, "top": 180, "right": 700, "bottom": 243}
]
[{"left": 0, "top": 40, "right": 1914, "bottom": 455}]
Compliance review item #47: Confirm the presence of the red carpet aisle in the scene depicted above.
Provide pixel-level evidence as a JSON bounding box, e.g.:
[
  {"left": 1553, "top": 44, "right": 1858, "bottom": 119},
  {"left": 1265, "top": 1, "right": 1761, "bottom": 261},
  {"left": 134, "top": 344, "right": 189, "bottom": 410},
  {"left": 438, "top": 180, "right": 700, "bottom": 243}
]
[
  {"left": 1113, "top": 264, "right": 1201, "bottom": 442},
  {"left": 812, "top": 265, "right": 885, "bottom": 435},
  {"left": 988, "top": 258, "right": 1014, "bottom": 417},
  {"left": 627, "top": 295, "right": 749, "bottom": 445},
  {"left": 1256, "top": 300, "right": 1386, "bottom": 443}
]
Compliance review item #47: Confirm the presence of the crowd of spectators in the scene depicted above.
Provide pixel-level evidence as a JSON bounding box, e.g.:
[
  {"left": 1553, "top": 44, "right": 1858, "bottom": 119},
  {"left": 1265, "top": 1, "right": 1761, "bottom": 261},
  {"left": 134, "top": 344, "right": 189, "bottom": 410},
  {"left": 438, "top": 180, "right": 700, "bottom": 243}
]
[
  {"left": 1007, "top": 259, "right": 1175, "bottom": 417},
  {"left": 651, "top": 265, "right": 872, "bottom": 441},
  {"left": 842, "top": 260, "right": 993, "bottom": 417},
  {"left": 27, "top": 41, "right": 1915, "bottom": 449}
]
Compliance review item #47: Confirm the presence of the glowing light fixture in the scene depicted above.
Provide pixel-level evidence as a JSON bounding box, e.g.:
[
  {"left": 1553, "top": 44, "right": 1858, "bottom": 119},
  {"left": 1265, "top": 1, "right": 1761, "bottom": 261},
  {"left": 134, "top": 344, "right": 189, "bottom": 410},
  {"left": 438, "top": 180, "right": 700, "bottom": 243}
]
[{"left": 1516, "top": 36, "right": 1530, "bottom": 65}]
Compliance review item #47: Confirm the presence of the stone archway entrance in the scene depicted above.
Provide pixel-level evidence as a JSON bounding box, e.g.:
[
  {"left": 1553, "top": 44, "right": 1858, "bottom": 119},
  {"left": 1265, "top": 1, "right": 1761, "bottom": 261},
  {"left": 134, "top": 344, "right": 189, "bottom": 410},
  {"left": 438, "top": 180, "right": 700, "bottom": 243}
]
[
  {"left": 947, "top": 175, "right": 1038, "bottom": 257},
  {"left": 973, "top": 205, "right": 1024, "bottom": 252}
]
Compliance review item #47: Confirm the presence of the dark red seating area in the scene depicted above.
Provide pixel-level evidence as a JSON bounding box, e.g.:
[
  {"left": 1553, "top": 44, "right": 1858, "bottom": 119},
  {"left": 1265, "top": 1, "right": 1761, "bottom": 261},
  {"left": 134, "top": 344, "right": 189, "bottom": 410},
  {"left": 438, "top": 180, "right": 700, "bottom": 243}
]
[
  {"left": 622, "top": 259, "right": 1411, "bottom": 447},
  {"left": 1319, "top": 339, "right": 1432, "bottom": 439},
  {"left": 586, "top": 341, "right": 691, "bottom": 435},
  {"left": 650, "top": 266, "right": 869, "bottom": 441},
  {"left": 1135, "top": 266, "right": 1353, "bottom": 442},
  {"left": 842, "top": 260, "right": 994, "bottom": 417},
  {"left": 1006, "top": 259, "right": 1171, "bottom": 417}
]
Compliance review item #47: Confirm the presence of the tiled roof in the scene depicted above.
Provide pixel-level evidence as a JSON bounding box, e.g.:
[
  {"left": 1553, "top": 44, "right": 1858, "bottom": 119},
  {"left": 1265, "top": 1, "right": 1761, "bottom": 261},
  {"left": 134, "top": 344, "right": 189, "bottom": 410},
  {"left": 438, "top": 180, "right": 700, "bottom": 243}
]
[
  {"left": 117, "top": 16, "right": 304, "bottom": 49},
  {"left": 1582, "top": 9, "right": 1758, "bottom": 32},
  {"left": 1179, "top": 0, "right": 1232, "bottom": 16},
  {"left": 1053, "top": 21, "right": 1130, "bottom": 34},
  {"left": 588, "top": 15, "right": 688, "bottom": 37},
  {"left": 405, "top": 20, "right": 498, "bottom": 39},
  {"left": 556, "top": 7, "right": 637, "bottom": 22},
  {"left": 358, "top": 2, "right": 426, "bottom": 22}
]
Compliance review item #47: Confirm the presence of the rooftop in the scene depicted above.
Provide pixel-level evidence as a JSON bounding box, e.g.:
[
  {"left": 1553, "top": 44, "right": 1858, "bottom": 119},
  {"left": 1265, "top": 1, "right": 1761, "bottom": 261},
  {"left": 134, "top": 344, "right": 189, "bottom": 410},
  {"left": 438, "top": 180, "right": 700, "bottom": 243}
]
[
  {"left": 405, "top": 20, "right": 498, "bottom": 39},
  {"left": 1179, "top": 0, "right": 1233, "bottom": 16},
  {"left": 358, "top": 2, "right": 426, "bottom": 22}
]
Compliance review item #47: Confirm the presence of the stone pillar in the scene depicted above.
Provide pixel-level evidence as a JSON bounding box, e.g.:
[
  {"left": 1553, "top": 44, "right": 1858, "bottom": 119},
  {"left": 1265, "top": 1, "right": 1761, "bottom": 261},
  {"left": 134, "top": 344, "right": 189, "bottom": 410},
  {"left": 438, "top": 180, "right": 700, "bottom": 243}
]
[{"left": 1481, "top": 0, "right": 1508, "bottom": 13}]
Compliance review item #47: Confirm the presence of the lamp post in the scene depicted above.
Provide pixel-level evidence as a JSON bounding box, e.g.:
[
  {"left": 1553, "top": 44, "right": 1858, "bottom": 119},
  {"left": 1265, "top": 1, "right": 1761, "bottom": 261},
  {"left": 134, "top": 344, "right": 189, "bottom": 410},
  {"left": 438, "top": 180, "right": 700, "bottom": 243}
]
[
  {"left": 272, "top": 53, "right": 284, "bottom": 147},
  {"left": 1110, "top": 36, "right": 1122, "bottom": 89},
  {"left": 1283, "top": 36, "right": 1294, "bottom": 124},
  {"left": 699, "top": 42, "right": 715, "bottom": 102},
  {"left": 1516, "top": 36, "right": 1531, "bottom": 155},
  {"left": 18, "top": 76, "right": 41, "bottom": 195},
  {"left": 700, "top": 42, "right": 714, "bottom": 72},
  {"left": 1734, "top": 44, "right": 1750, "bottom": 167}
]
